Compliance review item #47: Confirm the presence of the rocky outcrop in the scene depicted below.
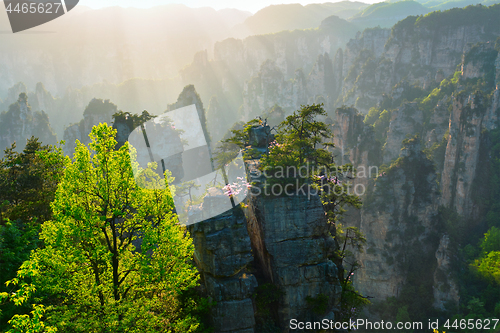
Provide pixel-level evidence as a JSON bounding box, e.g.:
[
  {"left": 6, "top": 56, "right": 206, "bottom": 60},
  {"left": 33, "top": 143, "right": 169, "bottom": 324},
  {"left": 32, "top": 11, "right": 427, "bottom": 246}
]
[
  {"left": 241, "top": 53, "right": 341, "bottom": 121},
  {"left": 241, "top": 60, "right": 308, "bottom": 120},
  {"left": 187, "top": 127, "right": 343, "bottom": 331},
  {"left": 63, "top": 98, "right": 117, "bottom": 156},
  {"left": 214, "top": 24, "right": 356, "bottom": 83},
  {"left": 383, "top": 103, "right": 423, "bottom": 164},
  {"left": 167, "top": 85, "right": 211, "bottom": 149},
  {"left": 355, "top": 137, "right": 440, "bottom": 301},
  {"left": 332, "top": 106, "right": 365, "bottom": 165},
  {"left": 189, "top": 206, "right": 258, "bottom": 333},
  {"left": 461, "top": 42, "right": 498, "bottom": 80},
  {"left": 439, "top": 42, "right": 499, "bottom": 218},
  {"left": 424, "top": 96, "right": 450, "bottom": 150},
  {"left": 206, "top": 96, "right": 238, "bottom": 145},
  {"left": 341, "top": 28, "right": 391, "bottom": 78},
  {"left": 440, "top": 89, "right": 498, "bottom": 218},
  {"left": 340, "top": 8, "right": 500, "bottom": 114},
  {"left": 433, "top": 234, "right": 460, "bottom": 311},
  {"left": 181, "top": 21, "right": 357, "bottom": 124},
  {"left": 245, "top": 161, "right": 341, "bottom": 331},
  {"left": 0, "top": 93, "right": 57, "bottom": 156},
  {"left": 331, "top": 107, "right": 382, "bottom": 201}
]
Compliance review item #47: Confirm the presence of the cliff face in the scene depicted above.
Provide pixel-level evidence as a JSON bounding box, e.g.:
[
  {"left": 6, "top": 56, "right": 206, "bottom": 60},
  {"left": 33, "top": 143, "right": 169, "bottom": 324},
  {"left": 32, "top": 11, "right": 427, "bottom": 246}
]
[
  {"left": 189, "top": 206, "right": 258, "bottom": 333},
  {"left": 180, "top": 22, "right": 355, "bottom": 125},
  {"left": 63, "top": 98, "right": 117, "bottom": 156},
  {"left": 236, "top": 10, "right": 499, "bottom": 121},
  {"left": 167, "top": 84, "right": 211, "bottom": 148},
  {"left": 440, "top": 48, "right": 500, "bottom": 218},
  {"left": 440, "top": 89, "right": 499, "bottom": 218},
  {"left": 383, "top": 103, "right": 423, "bottom": 164},
  {"left": 328, "top": 23, "right": 500, "bottom": 313},
  {"left": 340, "top": 11, "right": 500, "bottom": 114},
  {"left": 241, "top": 60, "right": 307, "bottom": 120},
  {"left": 355, "top": 138, "right": 440, "bottom": 300},
  {"left": 188, "top": 134, "right": 342, "bottom": 332},
  {"left": 214, "top": 25, "right": 355, "bottom": 84},
  {"left": 246, "top": 192, "right": 340, "bottom": 331},
  {"left": 241, "top": 52, "right": 343, "bottom": 121},
  {"left": 0, "top": 93, "right": 57, "bottom": 156}
]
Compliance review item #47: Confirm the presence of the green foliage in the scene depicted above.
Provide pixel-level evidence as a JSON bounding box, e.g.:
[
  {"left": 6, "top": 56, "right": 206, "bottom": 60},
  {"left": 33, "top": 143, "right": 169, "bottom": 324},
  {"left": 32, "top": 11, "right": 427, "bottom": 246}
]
[
  {"left": 363, "top": 106, "right": 393, "bottom": 145},
  {"left": 364, "top": 107, "right": 382, "bottom": 125},
  {"left": 335, "top": 223, "right": 370, "bottom": 322},
  {"left": 260, "top": 104, "right": 335, "bottom": 186},
  {"left": 221, "top": 104, "right": 367, "bottom": 324},
  {"left": 375, "top": 110, "right": 392, "bottom": 143},
  {"left": 0, "top": 138, "right": 66, "bottom": 330},
  {"left": 335, "top": 224, "right": 367, "bottom": 260},
  {"left": 305, "top": 294, "right": 329, "bottom": 315},
  {"left": 2, "top": 124, "right": 204, "bottom": 333},
  {"left": 473, "top": 251, "right": 500, "bottom": 284},
  {"left": 415, "top": 4, "right": 500, "bottom": 31},
  {"left": 7, "top": 304, "right": 57, "bottom": 333},
  {"left": 112, "top": 110, "right": 156, "bottom": 130},
  {"left": 253, "top": 283, "right": 283, "bottom": 333},
  {"left": 0, "top": 137, "right": 66, "bottom": 225},
  {"left": 253, "top": 283, "right": 284, "bottom": 316},
  {"left": 213, "top": 118, "right": 262, "bottom": 168},
  {"left": 395, "top": 306, "right": 412, "bottom": 333},
  {"left": 480, "top": 227, "right": 500, "bottom": 254},
  {"left": 423, "top": 130, "right": 448, "bottom": 170},
  {"left": 338, "top": 281, "right": 371, "bottom": 323}
]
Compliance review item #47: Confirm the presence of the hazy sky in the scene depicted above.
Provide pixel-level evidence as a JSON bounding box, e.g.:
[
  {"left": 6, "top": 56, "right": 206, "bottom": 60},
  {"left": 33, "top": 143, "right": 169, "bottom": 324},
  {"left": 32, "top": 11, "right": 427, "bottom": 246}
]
[{"left": 79, "top": 0, "right": 378, "bottom": 13}]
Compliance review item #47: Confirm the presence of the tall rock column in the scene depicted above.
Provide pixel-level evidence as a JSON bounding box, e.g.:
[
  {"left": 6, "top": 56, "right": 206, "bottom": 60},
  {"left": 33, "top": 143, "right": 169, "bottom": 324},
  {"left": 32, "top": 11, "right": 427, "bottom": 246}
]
[
  {"left": 245, "top": 165, "right": 341, "bottom": 331},
  {"left": 440, "top": 90, "right": 498, "bottom": 218},
  {"left": 189, "top": 203, "right": 257, "bottom": 333},
  {"left": 354, "top": 138, "right": 441, "bottom": 301}
]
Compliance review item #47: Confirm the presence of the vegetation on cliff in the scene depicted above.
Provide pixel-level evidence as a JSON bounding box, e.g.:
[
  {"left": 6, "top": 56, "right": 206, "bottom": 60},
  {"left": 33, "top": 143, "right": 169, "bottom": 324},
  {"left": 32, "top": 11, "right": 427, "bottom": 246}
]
[{"left": 217, "top": 104, "right": 369, "bottom": 326}]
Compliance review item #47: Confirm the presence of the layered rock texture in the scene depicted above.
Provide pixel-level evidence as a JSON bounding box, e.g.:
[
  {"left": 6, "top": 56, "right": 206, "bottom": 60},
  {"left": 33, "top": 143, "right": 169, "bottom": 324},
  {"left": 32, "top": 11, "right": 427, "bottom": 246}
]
[
  {"left": 3, "top": 3, "right": 500, "bottom": 327},
  {"left": 187, "top": 131, "right": 343, "bottom": 332},
  {"left": 178, "top": 8, "right": 500, "bottom": 322},
  {"left": 189, "top": 206, "right": 258, "bottom": 333},
  {"left": 355, "top": 137, "right": 441, "bottom": 300},
  {"left": 327, "top": 31, "right": 500, "bottom": 316},
  {"left": 246, "top": 192, "right": 341, "bottom": 331},
  {"left": 440, "top": 70, "right": 500, "bottom": 218}
]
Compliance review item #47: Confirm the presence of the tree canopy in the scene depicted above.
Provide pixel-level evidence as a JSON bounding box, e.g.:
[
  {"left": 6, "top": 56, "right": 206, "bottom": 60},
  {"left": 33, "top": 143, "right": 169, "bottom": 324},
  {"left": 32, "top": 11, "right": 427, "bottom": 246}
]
[{"left": 1, "top": 124, "right": 204, "bottom": 333}]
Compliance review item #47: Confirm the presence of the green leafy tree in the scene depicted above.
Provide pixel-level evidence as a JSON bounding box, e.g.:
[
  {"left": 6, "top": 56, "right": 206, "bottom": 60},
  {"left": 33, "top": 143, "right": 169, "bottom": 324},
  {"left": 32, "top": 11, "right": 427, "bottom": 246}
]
[
  {"left": 0, "top": 138, "right": 66, "bottom": 329},
  {"left": 213, "top": 119, "right": 262, "bottom": 169},
  {"left": 260, "top": 104, "right": 334, "bottom": 185},
  {"left": 0, "top": 137, "right": 65, "bottom": 225},
  {"left": 3, "top": 124, "right": 204, "bottom": 333},
  {"left": 335, "top": 224, "right": 369, "bottom": 323},
  {"left": 471, "top": 227, "right": 500, "bottom": 285}
]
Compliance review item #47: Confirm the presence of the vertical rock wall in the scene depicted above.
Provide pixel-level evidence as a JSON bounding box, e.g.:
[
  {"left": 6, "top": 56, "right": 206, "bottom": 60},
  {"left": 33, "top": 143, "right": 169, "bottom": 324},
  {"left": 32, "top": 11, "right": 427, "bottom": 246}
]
[
  {"left": 245, "top": 166, "right": 341, "bottom": 331},
  {"left": 189, "top": 206, "right": 258, "bottom": 333},
  {"left": 440, "top": 90, "right": 499, "bottom": 218}
]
